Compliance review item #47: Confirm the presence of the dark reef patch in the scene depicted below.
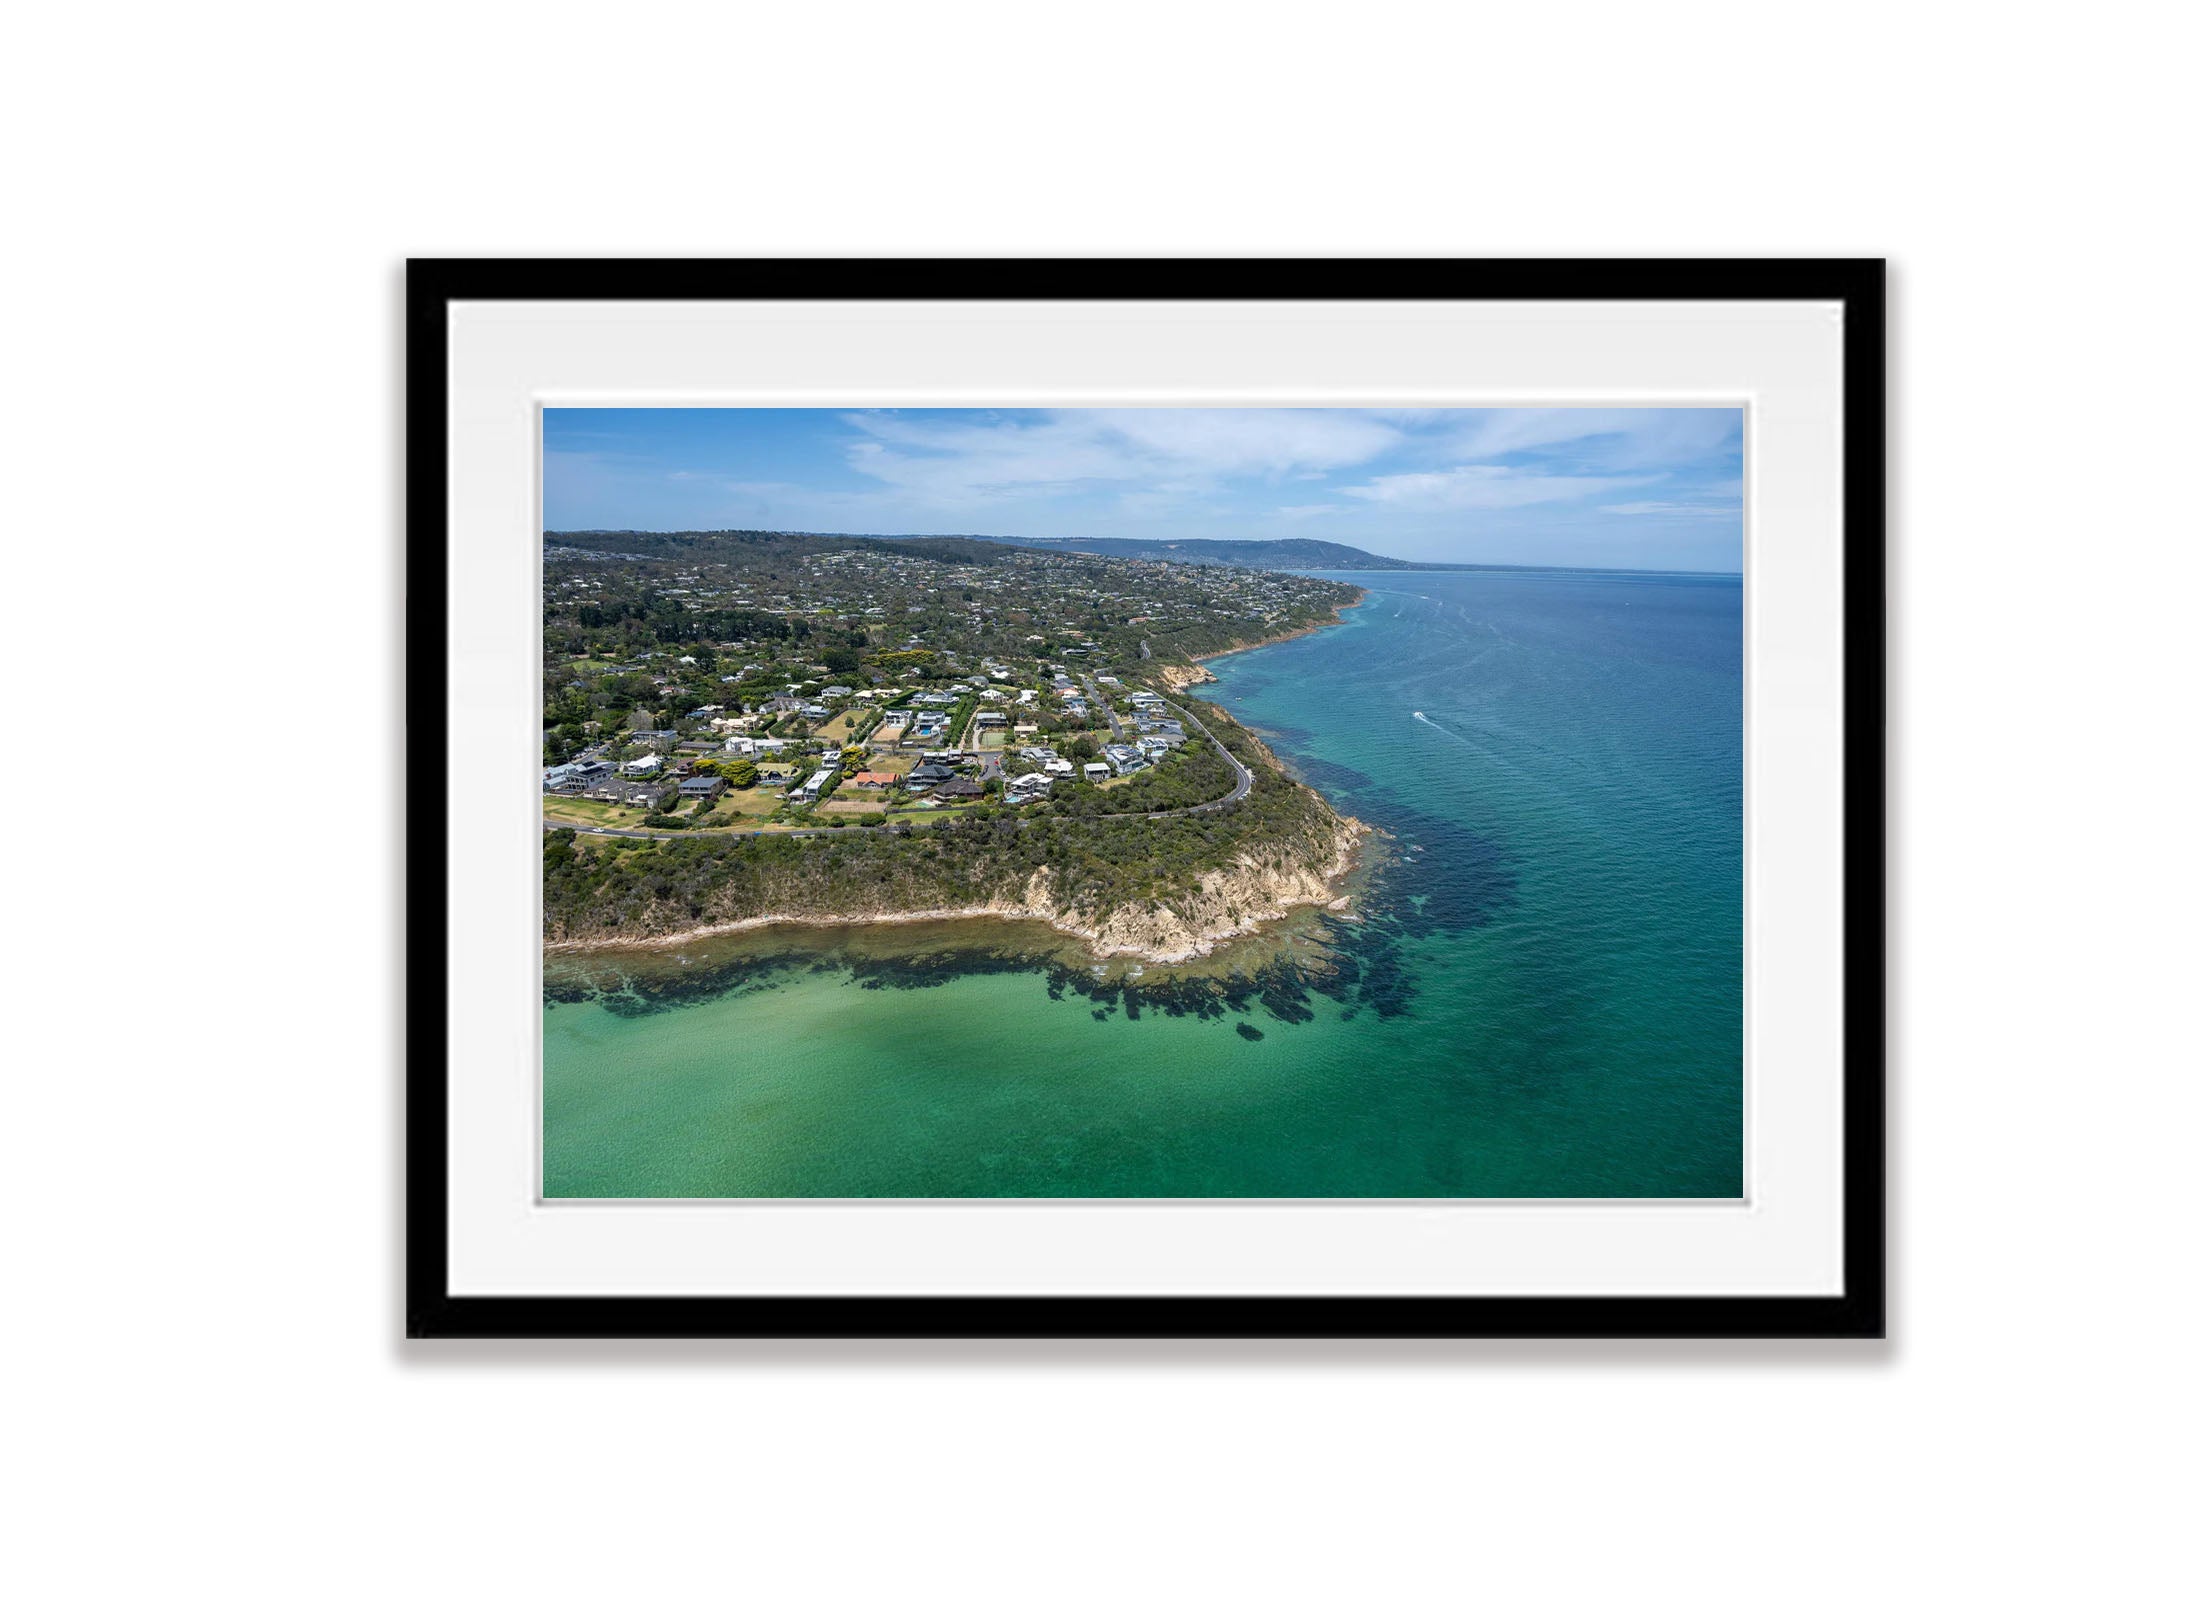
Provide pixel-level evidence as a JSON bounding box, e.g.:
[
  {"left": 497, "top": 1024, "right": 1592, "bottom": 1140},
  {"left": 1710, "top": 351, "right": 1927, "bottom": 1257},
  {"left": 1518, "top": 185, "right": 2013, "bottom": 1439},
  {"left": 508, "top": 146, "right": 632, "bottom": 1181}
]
[{"left": 1236, "top": 1023, "right": 1264, "bottom": 1041}]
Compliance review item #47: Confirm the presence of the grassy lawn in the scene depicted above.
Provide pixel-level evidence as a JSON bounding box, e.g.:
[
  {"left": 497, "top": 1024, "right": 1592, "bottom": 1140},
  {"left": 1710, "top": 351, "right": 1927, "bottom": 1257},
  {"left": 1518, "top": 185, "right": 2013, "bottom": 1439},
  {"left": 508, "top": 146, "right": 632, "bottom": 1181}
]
[
  {"left": 543, "top": 795, "right": 644, "bottom": 827},
  {"left": 711, "top": 786, "right": 781, "bottom": 816}
]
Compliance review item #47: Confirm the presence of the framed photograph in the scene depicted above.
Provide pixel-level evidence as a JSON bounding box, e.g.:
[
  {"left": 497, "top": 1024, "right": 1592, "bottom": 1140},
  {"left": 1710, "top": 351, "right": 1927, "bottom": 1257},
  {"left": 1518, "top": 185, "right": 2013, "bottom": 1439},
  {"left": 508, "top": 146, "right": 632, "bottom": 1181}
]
[{"left": 407, "top": 259, "right": 1884, "bottom": 1338}]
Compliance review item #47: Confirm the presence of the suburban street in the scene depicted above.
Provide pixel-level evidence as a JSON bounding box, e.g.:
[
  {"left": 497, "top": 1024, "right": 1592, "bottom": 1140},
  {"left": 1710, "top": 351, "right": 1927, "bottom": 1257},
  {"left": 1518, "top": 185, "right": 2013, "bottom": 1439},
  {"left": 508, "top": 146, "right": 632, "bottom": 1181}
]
[{"left": 1080, "top": 672, "right": 1126, "bottom": 738}]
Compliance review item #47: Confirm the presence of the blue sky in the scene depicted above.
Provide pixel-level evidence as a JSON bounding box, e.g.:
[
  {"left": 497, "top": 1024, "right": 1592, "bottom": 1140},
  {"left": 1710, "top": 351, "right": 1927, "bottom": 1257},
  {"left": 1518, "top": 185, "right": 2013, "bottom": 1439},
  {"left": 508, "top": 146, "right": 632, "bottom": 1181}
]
[{"left": 545, "top": 407, "right": 1743, "bottom": 571}]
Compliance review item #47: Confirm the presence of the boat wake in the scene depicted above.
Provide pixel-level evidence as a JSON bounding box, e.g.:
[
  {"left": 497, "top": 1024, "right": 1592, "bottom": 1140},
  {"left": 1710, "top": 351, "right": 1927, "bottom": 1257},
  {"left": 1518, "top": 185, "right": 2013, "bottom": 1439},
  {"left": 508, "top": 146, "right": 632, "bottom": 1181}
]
[{"left": 1412, "top": 710, "right": 1475, "bottom": 747}]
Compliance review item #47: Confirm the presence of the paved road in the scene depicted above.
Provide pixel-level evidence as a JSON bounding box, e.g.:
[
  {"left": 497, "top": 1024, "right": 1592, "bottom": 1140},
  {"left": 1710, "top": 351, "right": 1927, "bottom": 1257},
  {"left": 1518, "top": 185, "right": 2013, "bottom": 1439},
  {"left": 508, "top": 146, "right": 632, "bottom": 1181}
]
[
  {"left": 546, "top": 820, "right": 836, "bottom": 841},
  {"left": 1078, "top": 672, "right": 1126, "bottom": 738},
  {"left": 1162, "top": 697, "right": 1254, "bottom": 808}
]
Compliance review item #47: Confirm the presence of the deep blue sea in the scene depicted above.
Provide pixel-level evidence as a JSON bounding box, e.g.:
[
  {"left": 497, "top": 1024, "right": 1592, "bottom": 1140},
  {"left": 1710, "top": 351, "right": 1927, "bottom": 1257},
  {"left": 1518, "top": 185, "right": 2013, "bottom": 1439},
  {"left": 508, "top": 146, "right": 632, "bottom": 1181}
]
[{"left": 545, "top": 568, "right": 1743, "bottom": 1197}]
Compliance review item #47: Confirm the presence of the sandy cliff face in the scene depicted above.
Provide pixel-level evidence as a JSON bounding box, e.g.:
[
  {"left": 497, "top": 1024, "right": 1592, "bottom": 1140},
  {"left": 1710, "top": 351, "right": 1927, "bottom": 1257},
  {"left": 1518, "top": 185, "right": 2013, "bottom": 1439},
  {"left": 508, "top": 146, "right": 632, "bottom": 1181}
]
[
  {"left": 549, "top": 809, "right": 1369, "bottom": 963},
  {"left": 1041, "top": 814, "right": 1369, "bottom": 961},
  {"left": 1155, "top": 662, "right": 1217, "bottom": 693}
]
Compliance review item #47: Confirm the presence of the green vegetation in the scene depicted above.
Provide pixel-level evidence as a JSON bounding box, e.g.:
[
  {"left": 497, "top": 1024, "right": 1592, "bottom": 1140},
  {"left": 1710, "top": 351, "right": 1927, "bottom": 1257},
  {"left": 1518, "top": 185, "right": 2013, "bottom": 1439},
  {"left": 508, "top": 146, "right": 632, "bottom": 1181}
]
[
  {"left": 1045, "top": 741, "right": 1234, "bottom": 816},
  {"left": 944, "top": 696, "right": 977, "bottom": 748},
  {"left": 696, "top": 757, "right": 758, "bottom": 787}
]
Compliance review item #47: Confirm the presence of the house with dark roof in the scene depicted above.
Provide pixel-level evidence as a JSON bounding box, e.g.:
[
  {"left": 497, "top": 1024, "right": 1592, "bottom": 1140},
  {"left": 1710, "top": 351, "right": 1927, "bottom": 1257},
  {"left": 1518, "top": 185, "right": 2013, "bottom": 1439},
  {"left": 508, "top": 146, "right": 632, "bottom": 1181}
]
[{"left": 551, "top": 760, "right": 615, "bottom": 794}]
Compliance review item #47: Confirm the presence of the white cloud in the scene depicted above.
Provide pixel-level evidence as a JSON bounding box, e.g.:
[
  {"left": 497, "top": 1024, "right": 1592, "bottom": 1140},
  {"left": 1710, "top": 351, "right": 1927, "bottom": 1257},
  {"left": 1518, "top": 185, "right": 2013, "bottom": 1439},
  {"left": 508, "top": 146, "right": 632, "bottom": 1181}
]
[
  {"left": 1092, "top": 408, "right": 1400, "bottom": 475},
  {"left": 1448, "top": 407, "right": 1740, "bottom": 467},
  {"left": 1340, "top": 465, "right": 1657, "bottom": 510},
  {"left": 835, "top": 408, "right": 1403, "bottom": 507}
]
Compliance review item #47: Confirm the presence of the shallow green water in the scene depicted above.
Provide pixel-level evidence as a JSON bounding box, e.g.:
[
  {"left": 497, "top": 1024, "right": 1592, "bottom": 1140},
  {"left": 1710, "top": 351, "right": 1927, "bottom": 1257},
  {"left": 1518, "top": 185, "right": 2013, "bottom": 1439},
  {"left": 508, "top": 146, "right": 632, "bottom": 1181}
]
[{"left": 545, "top": 569, "right": 1742, "bottom": 1197}]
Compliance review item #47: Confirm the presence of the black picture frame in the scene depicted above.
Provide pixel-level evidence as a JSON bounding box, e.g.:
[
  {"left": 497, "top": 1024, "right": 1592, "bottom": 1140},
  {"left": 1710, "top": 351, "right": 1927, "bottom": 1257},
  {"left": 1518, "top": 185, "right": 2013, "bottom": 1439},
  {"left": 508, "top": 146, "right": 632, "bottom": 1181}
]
[{"left": 406, "top": 258, "right": 1885, "bottom": 1340}]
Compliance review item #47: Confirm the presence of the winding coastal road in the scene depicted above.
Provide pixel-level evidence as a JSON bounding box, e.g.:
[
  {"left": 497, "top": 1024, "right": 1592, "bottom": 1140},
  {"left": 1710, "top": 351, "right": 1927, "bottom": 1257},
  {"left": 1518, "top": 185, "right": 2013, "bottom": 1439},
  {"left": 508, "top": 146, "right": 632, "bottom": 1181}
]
[{"left": 1159, "top": 697, "right": 1252, "bottom": 810}]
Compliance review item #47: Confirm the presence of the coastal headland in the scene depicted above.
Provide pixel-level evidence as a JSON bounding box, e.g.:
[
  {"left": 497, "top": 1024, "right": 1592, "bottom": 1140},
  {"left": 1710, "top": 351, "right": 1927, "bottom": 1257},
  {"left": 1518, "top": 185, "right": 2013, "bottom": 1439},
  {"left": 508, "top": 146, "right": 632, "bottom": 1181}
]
[{"left": 544, "top": 531, "right": 1370, "bottom": 965}]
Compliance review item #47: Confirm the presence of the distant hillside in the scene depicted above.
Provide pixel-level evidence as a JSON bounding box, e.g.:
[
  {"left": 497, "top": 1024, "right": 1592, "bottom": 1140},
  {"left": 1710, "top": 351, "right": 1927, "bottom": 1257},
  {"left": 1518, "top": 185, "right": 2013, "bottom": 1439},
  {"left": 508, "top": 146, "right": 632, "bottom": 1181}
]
[
  {"left": 544, "top": 529, "right": 1021, "bottom": 566},
  {"left": 965, "top": 535, "right": 1427, "bottom": 571},
  {"left": 546, "top": 527, "right": 1454, "bottom": 575}
]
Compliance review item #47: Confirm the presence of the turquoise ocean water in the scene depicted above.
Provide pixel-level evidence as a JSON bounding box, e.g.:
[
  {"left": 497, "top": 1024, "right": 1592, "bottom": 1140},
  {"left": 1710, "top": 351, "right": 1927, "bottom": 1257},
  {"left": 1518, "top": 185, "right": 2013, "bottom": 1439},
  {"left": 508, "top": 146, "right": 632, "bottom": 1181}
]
[{"left": 544, "top": 569, "right": 1742, "bottom": 1198}]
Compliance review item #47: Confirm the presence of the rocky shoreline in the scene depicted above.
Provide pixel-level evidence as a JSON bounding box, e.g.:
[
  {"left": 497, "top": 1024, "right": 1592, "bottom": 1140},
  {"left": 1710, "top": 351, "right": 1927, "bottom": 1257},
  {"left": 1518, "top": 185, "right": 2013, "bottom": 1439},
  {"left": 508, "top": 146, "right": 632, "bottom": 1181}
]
[{"left": 546, "top": 808, "right": 1373, "bottom": 965}]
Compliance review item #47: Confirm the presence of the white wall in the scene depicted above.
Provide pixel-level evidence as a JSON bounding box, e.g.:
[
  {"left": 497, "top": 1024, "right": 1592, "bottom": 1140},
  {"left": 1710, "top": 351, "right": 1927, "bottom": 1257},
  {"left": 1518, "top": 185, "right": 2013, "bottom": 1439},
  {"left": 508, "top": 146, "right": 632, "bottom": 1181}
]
[{"left": 9, "top": 4, "right": 2189, "bottom": 1596}]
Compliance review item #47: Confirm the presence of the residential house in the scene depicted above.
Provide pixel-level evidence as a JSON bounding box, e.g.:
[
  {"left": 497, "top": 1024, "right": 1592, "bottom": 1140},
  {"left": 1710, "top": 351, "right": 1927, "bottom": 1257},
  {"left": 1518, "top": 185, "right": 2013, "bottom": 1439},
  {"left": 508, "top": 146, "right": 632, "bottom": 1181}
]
[{"left": 552, "top": 760, "right": 614, "bottom": 793}]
